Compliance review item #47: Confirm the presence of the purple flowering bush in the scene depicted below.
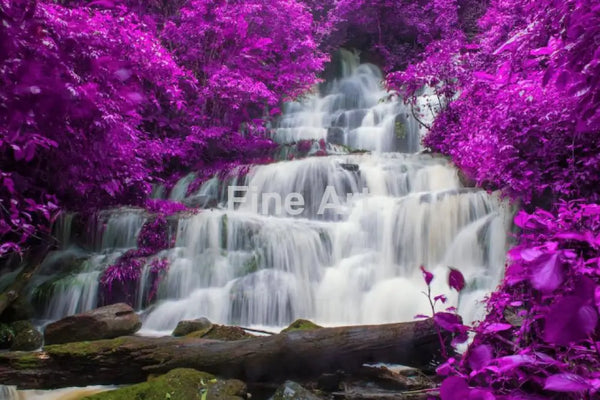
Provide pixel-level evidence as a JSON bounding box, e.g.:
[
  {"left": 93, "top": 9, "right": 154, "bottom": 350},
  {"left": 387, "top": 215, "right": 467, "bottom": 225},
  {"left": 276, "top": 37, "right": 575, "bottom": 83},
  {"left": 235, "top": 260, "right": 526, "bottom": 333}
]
[
  {"left": 436, "top": 203, "right": 600, "bottom": 399},
  {"left": 0, "top": 0, "right": 324, "bottom": 257},
  {"left": 388, "top": 0, "right": 600, "bottom": 398}
]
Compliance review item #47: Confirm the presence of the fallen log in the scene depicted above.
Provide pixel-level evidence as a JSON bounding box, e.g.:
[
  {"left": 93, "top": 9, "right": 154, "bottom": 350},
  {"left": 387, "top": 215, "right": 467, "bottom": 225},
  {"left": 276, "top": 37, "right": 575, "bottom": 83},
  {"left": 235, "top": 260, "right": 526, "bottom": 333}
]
[{"left": 0, "top": 318, "right": 447, "bottom": 390}]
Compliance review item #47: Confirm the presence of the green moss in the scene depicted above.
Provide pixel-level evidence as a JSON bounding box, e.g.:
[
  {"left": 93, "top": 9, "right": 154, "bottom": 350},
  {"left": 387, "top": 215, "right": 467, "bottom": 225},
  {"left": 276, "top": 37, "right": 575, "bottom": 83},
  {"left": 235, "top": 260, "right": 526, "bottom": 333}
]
[
  {"left": 281, "top": 319, "right": 322, "bottom": 333},
  {"left": 184, "top": 326, "right": 213, "bottom": 339},
  {"left": 12, "top": 353, "right": 40, "bottom": 369},
  {"left": 186, "top": 325, "right": 254, "bottom": 341},
  {"left": 83, "top": 368, "right": 246, "bottom": 400},
  {"left": 31, "top": 270, "right": 88, "bottom": 308},
  {"left": 240, "top": 252, "right": 261, "bottom": 275},
  {"left": 220, "top": 214, "right": 228, "bottom": 249},
  {"left": 45, "top": 337, "right": 128, "bottom": 357},
  {"left": 395, "top": 120, "right": 406, "bottom": 139}
]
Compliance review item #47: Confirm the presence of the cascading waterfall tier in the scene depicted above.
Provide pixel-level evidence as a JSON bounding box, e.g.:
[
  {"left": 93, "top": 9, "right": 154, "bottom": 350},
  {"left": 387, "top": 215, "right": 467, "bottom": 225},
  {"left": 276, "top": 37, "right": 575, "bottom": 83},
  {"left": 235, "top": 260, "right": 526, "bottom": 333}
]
[
  {"left": 274, "top": 49, "right": 423, "bottom": 153},
  {"left": 31, "top": 50, "right": 511, "bottom": 334}
]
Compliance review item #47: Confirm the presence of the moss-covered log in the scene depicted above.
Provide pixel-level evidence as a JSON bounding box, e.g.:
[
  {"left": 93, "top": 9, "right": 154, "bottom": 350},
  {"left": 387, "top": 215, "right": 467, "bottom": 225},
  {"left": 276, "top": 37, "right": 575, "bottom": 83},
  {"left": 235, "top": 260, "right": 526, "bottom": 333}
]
[{"left": 0, "top": 319, "right": 446, "bottom": 390}]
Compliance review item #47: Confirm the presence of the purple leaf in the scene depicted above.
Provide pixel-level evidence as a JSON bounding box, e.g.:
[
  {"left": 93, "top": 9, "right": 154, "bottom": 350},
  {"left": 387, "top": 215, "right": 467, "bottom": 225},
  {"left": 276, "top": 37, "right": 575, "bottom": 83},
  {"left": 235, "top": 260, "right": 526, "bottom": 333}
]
[
  {"left": 420, "top": 265, "right": 433, "bottom": 286},
  {"left": 448, "top": 268, "right": 465, "bottom": 291},
  {"left": 595, "top": 285, "right": 600, "bottom": 314},
  {"left": 492, "top": 355, "right": 536, "bottom": 372},
  {"left": 440, "top": 377, "right": 470, "bottom": 400},
  {"left": 481, "top": 323, "right": 512, "bottom": 334},
  {"left": 434, "top": 312, "right": 465, "bottom": 333},
  {"left": 468, "top": 344, "right": 493, "bottom": 371},
  {"left": 529, "top": 252, "right": 563, "bottom": 293},
  {"left": 544, "top": 373, "right": 591, "bottom": 393},
  {"left": 473, "top": 71, "right": 497, "bottom": 82},
  {"left": 544, "top": 295, "right": 598, "bottom": 346},
  {"left": 435, "top": 294, "right": 448, "bottom": 303}
]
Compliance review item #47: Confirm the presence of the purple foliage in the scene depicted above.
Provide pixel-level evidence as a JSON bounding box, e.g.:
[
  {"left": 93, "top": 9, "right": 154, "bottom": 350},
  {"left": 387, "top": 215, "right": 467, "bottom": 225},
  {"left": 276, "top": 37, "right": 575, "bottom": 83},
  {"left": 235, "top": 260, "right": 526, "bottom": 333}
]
[
  {"left": 145, "top": 199, "right": 188, "bottom": 216},
  {"left": 1, "top": 0, "right": 323, "bottom": 257},
  {"left": 391, "top": 1, "right": 600, "bottom": 396},
  {"left": 3, "top": 1, "right": 600, "bottom": 397}
]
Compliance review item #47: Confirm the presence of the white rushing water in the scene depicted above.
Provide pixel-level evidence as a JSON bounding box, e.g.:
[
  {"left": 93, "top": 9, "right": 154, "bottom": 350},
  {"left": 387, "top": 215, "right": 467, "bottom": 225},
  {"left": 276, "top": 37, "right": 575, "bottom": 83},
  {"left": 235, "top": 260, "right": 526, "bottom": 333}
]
[
  {"left": 0, "top": 385, "right": 113, "bottom": 400},
  {"left": 32, "top": 49, "right": 511, "bottom": 335}
]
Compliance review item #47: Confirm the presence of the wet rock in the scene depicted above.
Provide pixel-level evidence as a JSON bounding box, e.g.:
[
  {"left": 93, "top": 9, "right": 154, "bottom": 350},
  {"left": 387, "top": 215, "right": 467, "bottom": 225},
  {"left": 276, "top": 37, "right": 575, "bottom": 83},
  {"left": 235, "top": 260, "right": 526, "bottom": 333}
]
[
  {"left": 457, "top": 169, "right": 476, "bottom": 188},
  {"left": 44, "top": 303, "right": 141, "bottom": 345},
  {"left": 327, "top": 127, "right": 346, "bottom": 145},
  {"left": 172, "top": 317, "right": 213, "bottom": 337},
  {"left": 281, "top": 319, "right": 322, "bottom": 333},
  {"left": 358, "top": 365, "right": 435, "bottom": 391},
  {"left": 10, "top": 320, "right": 43, "bottom": 351},
  {"left": 503, "top": 307, "right": 524, "bottom": 327},
  {"left": 83, "top": 368, "right": 247, "bottom": 400},
  {"left": 331, "top": 366, "right": 436, "bottom": 400},
  {"left": 272, "top": 381, "right": 324, "bottom": 400},
  {"left": 0, "top": 296, "right": 34, "bottom": 323},
  {"left": 317, "top": 372, "right": 342, "bottom": 392},
  {"left": 339, "top": 163, "right": 359, "bottom": 172},
  {"left": 186, "top": 324, "right": 254, "bottom": 341}
]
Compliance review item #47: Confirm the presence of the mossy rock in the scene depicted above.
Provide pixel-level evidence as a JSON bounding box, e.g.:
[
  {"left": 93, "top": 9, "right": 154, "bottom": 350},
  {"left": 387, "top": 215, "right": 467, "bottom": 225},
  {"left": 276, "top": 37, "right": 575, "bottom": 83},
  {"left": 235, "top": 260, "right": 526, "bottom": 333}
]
[
  {"left": 83, "top": 368, "right": 246, "bottom": 400},
  {"left": 10, "top": 320, "right": 43, "bottom": 351},
  {"left": 172, "top": 318, "right": 212, "bottom": 337},
  {"left": 186, "top": 325, "right": 254, "bottom": 341},
  {"left": 281, "top": 319, "right": 322, "bottom": 333}
]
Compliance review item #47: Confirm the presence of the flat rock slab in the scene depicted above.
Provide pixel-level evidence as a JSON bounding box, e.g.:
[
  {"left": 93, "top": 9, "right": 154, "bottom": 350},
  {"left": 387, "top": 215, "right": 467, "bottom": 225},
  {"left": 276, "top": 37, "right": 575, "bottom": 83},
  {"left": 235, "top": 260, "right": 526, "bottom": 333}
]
[{"left": 44, "top": 303, "right": 141, "bottom": 345}]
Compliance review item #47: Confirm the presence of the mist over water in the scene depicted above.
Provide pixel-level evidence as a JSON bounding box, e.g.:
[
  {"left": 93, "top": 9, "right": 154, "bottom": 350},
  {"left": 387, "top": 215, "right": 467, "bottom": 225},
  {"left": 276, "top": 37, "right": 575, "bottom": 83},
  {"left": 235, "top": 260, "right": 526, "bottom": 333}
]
[{"left": 32, "top": 50, "right": 511, "bottom": 335}]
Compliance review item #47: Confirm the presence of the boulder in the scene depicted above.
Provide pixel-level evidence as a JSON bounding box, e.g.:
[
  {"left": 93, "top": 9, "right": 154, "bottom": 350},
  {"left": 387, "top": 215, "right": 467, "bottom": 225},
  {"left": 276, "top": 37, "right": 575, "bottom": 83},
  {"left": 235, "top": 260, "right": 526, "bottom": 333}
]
[
  {"left": 83, "top": 368, "right": 246, "bottom": 400},
  {"left": 272, "top": 381, "right": 324, "bottom": 400},
  {"left": 10, "top": 320, "right": 43, "bottom": 351},
  {"left": 172, "top": 317, "right": 212, "bottom": 337},
  {"left": 44, "top": 303, "right": 141, "bottom": 345},
  {"left": 281, "top": 319, "right": 322, "bottom": 333}
]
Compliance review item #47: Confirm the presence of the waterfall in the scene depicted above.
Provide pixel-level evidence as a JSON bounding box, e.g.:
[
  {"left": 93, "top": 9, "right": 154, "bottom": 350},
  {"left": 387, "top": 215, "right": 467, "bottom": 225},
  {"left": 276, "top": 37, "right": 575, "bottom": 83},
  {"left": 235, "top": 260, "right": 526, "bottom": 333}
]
[{"left": 32, "top": 50, "right": 511, "bottom": 334}]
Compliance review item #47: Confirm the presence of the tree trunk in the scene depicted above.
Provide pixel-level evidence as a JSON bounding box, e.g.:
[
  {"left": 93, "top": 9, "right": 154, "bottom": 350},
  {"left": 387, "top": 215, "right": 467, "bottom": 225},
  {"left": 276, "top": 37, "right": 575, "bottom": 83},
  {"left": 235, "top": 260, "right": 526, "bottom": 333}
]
[
  {"left": 0, "top": 319, "right": 447, "bottom": 389},
  {"left": 0, "top": 244, "right": 52, "bottom": 318}
]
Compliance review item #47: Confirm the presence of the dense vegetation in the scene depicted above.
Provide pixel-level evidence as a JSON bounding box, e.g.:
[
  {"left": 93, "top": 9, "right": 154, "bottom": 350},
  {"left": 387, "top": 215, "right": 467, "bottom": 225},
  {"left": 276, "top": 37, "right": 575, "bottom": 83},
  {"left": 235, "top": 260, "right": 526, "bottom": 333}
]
[{"left": 1, "top": 0, "right": 599, "bottom": 398}]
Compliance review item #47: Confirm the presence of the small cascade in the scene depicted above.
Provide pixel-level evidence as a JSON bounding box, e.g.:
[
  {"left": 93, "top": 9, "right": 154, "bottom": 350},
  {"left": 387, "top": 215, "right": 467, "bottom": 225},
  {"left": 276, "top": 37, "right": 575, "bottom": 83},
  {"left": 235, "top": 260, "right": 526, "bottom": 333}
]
[
  {"left": 274, "top": 49, "right": 422, "bottom": 152},
  {"left": 29, "top": 209, "right": 146, "bottom": 322},
  {"left": 31, "top": 50, "right": 512, "bottom": 335}
]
